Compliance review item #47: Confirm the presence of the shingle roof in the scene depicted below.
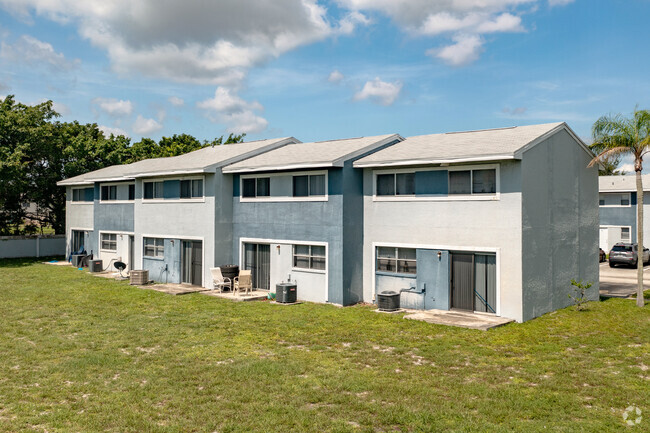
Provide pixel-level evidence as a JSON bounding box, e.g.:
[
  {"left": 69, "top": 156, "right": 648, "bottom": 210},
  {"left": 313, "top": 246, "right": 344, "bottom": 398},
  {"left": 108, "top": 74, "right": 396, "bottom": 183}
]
[
  {"left": 599, "top": 175, "right": 650, "bottom": 192},
  {"left": 222, "top": 134, "right": 402, "bottom": 173},
  {"left": 58, "top": 137, "right": 298, "bottom": 186},
  {"left": 353, "top": 123, "right": 585, "bottom": 168}
]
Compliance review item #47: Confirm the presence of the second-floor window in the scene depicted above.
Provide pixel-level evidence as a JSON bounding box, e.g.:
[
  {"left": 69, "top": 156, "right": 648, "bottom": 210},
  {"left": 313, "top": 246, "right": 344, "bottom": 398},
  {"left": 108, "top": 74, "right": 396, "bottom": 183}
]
[
  {"left": 128, "top": 184, "right": 135, "bottom": 201},
  {"left": 101, "top": 185, "right": 117, "bottom": 201},
  {"left": 72, "top": 187, "right": 93, "bottom": 202},
  {"left": 376, "top": 173, "right": 415, "bottom": 196},
  {"left": 599, "top": 193, "right": 630, "bottom": 206},
  {"left": 449, "top": 169, "right": 496, "bottom": 195},
  {"left": 143, "top": 181, "right": 164, "bottom": 199},
  {"left": 180, "top": 179, "right": 203, "bottom": 199},
  {"left": 293, "top": 174, "right": 325, "bottom": 197},
  {"left": 242, "top": 177, "right": 270, "bottom": 198}
]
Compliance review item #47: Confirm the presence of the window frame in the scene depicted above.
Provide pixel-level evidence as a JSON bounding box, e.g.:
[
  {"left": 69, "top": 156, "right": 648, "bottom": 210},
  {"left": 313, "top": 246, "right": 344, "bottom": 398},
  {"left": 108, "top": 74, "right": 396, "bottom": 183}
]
[
  {"left": 180, "top": 179, "right": 204, "bottom": 199},
  {"left": 100, "top": 184, "right": 118, "bottom": 202},
  {"left": 142, "top": 176, "right": 205, "bottom": 203},
  {"left": 375, "top": 246, "right": 417, "bottom": 275},
  {"left": 71, "top": 187, "right": 93, "bottom": 203},
  {"left": 143, "top": 237, "right": 165, "bottom": 258},
  {"left": 239, "top": 170, "right": 328, "bottom": 202},
  {"left": 241, "top": 177, "right": 271, "bottom": 198},
  {"left": 292, "top": 244, "right": 327, "bottom": 273},
  {"left": 599, "top": 192, "right": 632, "bottom": 208},
  {"left": 376, "top": 172, "right": 416, "bottom": 196},
  {"left": 373, "top": 164, "right": 500, "bottom": 202},
  {"left": 100, "top": 233, "right": 118, "bottom": 252}
]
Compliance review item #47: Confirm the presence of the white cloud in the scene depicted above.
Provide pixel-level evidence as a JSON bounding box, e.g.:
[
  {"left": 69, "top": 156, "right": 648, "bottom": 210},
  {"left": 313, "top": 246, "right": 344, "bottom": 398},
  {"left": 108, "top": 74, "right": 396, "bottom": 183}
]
[
  {"left": 197, "top": 87, "right": 267, "bottom": 134},
  {"left": 428, "top": 34, "right": 483, "bottom": 67},
  {"left": 92, "top": 97, "right": 133, "bottom": 116},
  {"left": 338, "top": 11, "right": 371, "bottom": 35},
  {"left": 52, "top": 101, "right": 70, "bottom": 115},
  {"left": 132, "top": 115, "right": 163, "bottom": 135},
  {"left": 0, "top": 34, "right": 79, "bottom": 71},
  {"left": 98, "top": 125, "right": 129, "bottom": 137},
  {"left": 419, "top": 12, "right": 523, "bottom": 35},
  {"left": 548, "top": 0, "right": 574, "bottom": 6},
  {"left": 168, "top": 96, "right": 184, "bottom": 107},
  {"left": 328, "top": 70, "right": 344, "bottom": 83},
  {"left": 353, "top": 77, "right": 402, "bottom": 106}
]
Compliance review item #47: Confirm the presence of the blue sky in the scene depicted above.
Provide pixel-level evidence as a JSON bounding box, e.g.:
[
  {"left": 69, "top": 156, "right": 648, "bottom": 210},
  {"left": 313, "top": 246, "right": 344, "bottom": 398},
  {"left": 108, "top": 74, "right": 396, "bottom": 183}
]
[{"left": 0, "top": 0, "right": 648, "bottom": 170}]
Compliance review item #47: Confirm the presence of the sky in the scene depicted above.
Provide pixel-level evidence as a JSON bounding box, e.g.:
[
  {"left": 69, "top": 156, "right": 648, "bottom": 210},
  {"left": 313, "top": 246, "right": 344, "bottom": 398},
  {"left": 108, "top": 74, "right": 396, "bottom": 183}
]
[{"left": 0, "top": 0, "right": 648, "bottom": 172}]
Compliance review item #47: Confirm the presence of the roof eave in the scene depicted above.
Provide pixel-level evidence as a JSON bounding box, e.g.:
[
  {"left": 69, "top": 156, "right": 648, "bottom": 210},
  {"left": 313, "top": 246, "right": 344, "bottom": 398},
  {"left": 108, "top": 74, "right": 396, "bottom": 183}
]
[
  {"left": 353, "top": 154, "right": 518, "bottom": 169},
  {"left": 330, "top": 134, "right": 405, "bottom": 166},
  {"left": 223, "top": 162, "right": 337, "bottom": 174}
]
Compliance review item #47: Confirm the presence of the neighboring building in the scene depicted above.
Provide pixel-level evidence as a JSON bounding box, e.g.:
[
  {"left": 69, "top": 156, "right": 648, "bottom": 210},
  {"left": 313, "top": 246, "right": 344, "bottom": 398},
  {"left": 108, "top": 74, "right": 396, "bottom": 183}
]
[
  {"left": 58, "top": 137, "right": 299, "bottom": 285},
  {"left": 598, "top": 174, "right": 650, "bottom": 251},
  {"left": 59, "top": 122, "right": 599, "bottom": 322},
  {"left": 223, "top": 134, "right": 402, "bottom": 305},
  {"left": 354, "top": 122, "right": 599, "bottom": 322}
]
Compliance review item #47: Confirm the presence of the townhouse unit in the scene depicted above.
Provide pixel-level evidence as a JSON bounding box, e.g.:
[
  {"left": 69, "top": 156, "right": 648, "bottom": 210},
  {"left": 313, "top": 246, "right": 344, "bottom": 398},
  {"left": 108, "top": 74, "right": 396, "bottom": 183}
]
[
  {"left": 598, "top": 174, "right": 650, "bottom": 252},
  {"left": 354, "top": 122, "right": 598, "bottom": 322},
  {"left": 59, "top": 122, "right": 598, "bottom": 322}
]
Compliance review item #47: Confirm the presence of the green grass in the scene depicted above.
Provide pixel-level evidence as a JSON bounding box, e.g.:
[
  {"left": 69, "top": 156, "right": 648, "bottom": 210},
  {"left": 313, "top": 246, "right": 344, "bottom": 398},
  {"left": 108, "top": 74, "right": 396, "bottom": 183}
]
[{"left": 1, "top": 259, "right": 649, "bottom": 432}]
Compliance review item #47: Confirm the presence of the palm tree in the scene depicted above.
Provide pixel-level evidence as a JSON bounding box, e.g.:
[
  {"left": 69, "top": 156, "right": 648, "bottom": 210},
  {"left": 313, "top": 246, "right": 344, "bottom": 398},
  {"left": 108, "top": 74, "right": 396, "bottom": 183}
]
[{"left": 589, "top": 108, "right": 650, "bottom": 307}]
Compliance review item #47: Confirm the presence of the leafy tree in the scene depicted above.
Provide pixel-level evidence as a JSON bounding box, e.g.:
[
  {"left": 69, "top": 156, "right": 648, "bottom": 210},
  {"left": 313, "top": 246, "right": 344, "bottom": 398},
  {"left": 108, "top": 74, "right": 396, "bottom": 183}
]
[
  {"left": 589, "top": 108, "right": 650, "bottom": 307},
  {"left": 596, "top": 155, "right": 625, "bottom": 176},
  {"left": 0, "top": 95, "right": 245, "bottom": 235}
]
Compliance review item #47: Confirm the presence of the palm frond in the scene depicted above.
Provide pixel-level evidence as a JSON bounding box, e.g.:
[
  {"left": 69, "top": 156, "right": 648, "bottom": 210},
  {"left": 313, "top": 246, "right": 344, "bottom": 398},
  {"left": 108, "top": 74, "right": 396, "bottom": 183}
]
[{"left": 588, "top": 146, "right": 631, "bottom": 168}]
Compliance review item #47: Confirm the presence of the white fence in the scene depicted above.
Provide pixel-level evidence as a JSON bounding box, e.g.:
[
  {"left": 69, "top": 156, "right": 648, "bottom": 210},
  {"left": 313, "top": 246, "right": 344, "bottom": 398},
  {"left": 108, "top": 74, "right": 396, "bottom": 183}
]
[{"left": 0, "top": 235, "right": 66, "bottom": 259}]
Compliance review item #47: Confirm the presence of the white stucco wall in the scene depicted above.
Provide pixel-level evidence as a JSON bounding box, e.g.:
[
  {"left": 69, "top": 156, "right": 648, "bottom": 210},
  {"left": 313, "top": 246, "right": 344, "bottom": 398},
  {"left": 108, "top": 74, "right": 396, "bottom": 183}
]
[
  {"left": 65, "top": 186, "right": 94, "bottom": 257},
  {"left": 362, "top": 160, "right": 523, "bottom": 321}
]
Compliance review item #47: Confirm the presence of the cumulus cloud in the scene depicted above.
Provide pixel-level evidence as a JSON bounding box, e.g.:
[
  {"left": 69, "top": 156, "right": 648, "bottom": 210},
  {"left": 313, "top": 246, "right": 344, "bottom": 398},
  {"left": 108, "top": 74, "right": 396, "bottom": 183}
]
[
  {"left": 92, "top": 97, "right": 133, "bottom": 116},
  {"left": 337, "top": 0, "right": 536, "bottom": 65},
  {"left": 328, "top": 70, "right": 344, "bottom": 83},
  {"left": 168, "top": 96, "right": 184, "bottom": 107},
  {"left": 428, "top": 34, "right": 483, "bottom": 67},
  {"left": 197, "top": 87, "right": 267, "bottom": 134},
  {"left": 0, "top": 34, "right": 79, "bottom": 71},
  {"left": 98, "top": 125, "right": 129, "bottom": 137},
  {"left": 338, "top": 11, "right": 371, "bottom": 35},
  {"left": 132, "top": 115, "right": 163, "bottom": 135},
  {"left": 353, "top": 78, "right": 402, "bottom": 106}
]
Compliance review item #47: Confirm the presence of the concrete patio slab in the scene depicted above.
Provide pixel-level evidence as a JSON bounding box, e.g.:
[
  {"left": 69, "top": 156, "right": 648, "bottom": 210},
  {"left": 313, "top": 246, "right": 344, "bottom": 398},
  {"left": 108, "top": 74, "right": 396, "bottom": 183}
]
[
  {"left": 43, "top": 260, "right": 72, "bottom": 266},
  {"left": 402, "top": 309, "right": 514, "bottom": 331},
  {"left": 202, "top": 289, "right": 270, "bottom": 302},
  {"left": 134, "top": 283, "right": 212, "bottom": 296}
]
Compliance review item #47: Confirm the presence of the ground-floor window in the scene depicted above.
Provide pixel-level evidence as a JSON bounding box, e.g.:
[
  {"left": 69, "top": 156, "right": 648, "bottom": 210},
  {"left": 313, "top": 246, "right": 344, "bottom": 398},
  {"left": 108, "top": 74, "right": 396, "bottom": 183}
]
[
  {"left": 376, "top": 247, "right": 417, "bottom": 274},
  {"left": 101, "top": 233, "right": 117, "bottom": 251},
  {"left": 293, "top": 245, "right": 326, "bottom": 270},
  {"left": 143, "top": 237, "right": 164, "bottom": 258}
]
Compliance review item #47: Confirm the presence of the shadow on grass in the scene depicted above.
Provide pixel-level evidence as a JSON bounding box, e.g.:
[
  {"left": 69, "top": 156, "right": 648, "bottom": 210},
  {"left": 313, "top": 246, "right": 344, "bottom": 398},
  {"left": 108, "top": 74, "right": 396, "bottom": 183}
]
[{"left": 0, "top": 256, "right": 65, "bottom": 268}]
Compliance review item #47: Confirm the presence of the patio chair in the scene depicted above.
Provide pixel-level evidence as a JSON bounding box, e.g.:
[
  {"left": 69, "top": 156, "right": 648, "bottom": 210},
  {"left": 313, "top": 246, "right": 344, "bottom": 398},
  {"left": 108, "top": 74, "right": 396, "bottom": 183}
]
[
  {"left": 210, "top": 267, "right": 232, "bottom": 292},
  {"left": 233, "top": 270, "right": 253, "bottom": 296}
]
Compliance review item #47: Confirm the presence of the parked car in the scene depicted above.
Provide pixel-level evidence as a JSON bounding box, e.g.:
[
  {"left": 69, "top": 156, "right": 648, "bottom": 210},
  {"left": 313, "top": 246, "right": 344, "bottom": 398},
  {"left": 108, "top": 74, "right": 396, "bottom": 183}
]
[
  {"left": 608, "top": 243, "right": 650, "bottom": 268},
  {"left": 599, "top": 248, "right": 606, "bottom": 262}
]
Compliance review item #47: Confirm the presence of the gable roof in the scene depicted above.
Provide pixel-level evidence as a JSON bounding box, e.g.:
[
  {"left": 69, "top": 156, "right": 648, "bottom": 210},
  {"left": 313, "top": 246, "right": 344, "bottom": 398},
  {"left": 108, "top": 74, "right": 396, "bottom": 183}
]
[
  {"left": 353, "top": 122, "right": 592, "bottom": 168},
  {"left": 57, "top": 137, "right": 299, "bottom": 186},
  {"left": 599, "top": 174, "right": 650, "bottom": 192},
  {"left": 222, "top": 134, "right": 403, "bottom": 174}
]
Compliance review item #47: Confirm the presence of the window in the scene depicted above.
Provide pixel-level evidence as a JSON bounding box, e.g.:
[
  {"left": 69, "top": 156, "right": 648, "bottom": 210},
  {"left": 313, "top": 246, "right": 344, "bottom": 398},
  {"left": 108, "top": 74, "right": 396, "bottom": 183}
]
[
  {"left": 101, "top": 233, "right": 117, "bottom": 251},
  {"left": 449, "top": 169, "right": 496, "bottom": 195},
  {"left": 143, "top": 181, "right": 163, "bottom": 199},
  {"left": 293, "top": 244, "right": 326, "bottom": 270},
  {"left": 293, "top": 174, "right": 325, "bottom": 197},
  {"left": 621, "top": 227, "right": 631, "bottom": 243},
  {"left": 621, "top": 195, "right": 630, "bottom": 206},
  {"left": 143, "top": 237, "right": 164, "bottom": 258},
  {"left": 128, "top": 184, "right": 135, "bottom": 201},
  {"left": 376, "top": 173, "right": 415, "bottom": 196},
  {"left": 599, "top": 196, "right": 605, "bottom": 206},
  {"left": 101, "top": 185, "right": 117, "bottom": 201},
  {"left": 242, "top": 177, "right": 270, "bottom": 198},
  {"left": 599, "top": 192, "right": 630, "bottom": 207},
  {"left": 376, "top": 247, "right": 417, "bottom": 274},
  {"left": 180, "top": 179, "right": 203, "bottom": 199},
  {"left": 72, "top": 188, "right": 93, "bottom": 202}
]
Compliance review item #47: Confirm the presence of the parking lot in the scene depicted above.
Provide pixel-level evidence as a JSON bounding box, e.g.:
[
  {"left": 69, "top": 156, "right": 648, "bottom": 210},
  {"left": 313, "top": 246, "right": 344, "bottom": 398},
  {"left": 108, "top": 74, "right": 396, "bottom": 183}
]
[{"left": 599, "top": 261, "right": 650, "bottom": 298}]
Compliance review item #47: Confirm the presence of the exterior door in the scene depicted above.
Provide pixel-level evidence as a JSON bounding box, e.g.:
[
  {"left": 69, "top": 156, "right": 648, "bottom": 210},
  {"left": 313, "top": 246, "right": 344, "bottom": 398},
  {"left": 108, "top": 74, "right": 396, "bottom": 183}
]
[
  {"left": 72, "top": 230, "right": 84, "bottom": 253},
  {"left": 243, "top": 243, "right": 270, "bottom": 290},
  {"left": 451, "top": 253, "right": 474, "bottom": 311},
  {"left": 182, "top": 241, "right": 202, "bottom": 286}
]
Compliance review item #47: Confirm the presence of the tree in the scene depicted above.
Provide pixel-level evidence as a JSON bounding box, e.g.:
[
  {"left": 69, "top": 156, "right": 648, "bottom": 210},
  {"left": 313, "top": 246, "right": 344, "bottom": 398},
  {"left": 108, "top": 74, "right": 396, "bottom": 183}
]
[
  {"left": 596, "top": 155, "right": 625, "bottom": 176},
  {"left": 589, "top": 108, "right": 650, "bottom": 307}
]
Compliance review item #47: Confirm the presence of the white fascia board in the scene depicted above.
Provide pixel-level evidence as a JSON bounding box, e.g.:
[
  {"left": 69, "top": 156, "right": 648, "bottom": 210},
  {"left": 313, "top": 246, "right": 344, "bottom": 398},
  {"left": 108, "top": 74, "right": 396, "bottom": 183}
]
[
  {"left": 129, "top": 169, "right": 208, "bottom": 178},
  {"left": 57, "top": 180, "right": 94, "bottom": 186},
  {"left": 331, "top": 134, "right": 404, "bottom": 166},
  {"left": 92, "top": 177, "right": 135, "bottom": 183},
  {"left": 353, "top": 154, "right": 517, "bottom": 169},
  {"left": 223, "top": 162, "right": 336, "bottom": 174}
]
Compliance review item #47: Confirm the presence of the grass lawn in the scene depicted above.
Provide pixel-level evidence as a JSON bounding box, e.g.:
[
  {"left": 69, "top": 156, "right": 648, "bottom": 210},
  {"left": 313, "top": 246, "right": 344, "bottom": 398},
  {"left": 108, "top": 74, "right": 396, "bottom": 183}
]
[{"left": 1, "top": 259, "right": 649, "bottom": 432}]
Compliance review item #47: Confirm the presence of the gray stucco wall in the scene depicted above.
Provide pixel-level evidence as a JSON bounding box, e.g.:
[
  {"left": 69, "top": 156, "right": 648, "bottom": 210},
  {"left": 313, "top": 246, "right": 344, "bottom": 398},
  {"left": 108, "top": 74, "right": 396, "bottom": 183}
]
[
  {"left": 142, "top": 238, "right": 181, "bottom": 283},
  {"left": 133, "top": 174, "right": 216, "bottom": 288},
  {"left": 362, "top": 160, "right": 524, "bottom": 321},
  {"left": 232, "top": 168, "right": 346, "bottom": 304},
  {"left": 521, "top": 129, "right": 599, "bottom": 321}
]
